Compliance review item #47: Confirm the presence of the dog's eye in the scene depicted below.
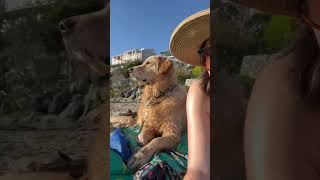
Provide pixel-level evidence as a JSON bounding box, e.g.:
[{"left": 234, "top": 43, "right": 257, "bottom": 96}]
[{"left": 145, "top": 62, "right": 150, "bottom": 65}]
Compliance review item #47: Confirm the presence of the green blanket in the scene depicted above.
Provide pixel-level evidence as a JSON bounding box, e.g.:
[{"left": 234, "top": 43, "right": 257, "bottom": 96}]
[{"left": 110, "top": 125, "right": 188, "bottom": 180}]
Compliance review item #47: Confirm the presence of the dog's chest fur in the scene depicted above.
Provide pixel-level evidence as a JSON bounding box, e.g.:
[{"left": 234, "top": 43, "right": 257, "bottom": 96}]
[
  {"left": 140, "top": 97, "right": 175, "bottom": 126},
  {"left": 137, "top": 85, "right": 186, "bottom": 133}
]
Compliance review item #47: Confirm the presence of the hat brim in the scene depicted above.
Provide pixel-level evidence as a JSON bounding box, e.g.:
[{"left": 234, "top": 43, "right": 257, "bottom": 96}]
[{"left": 170, "top": 8, "right": 210, "bottom": 66}]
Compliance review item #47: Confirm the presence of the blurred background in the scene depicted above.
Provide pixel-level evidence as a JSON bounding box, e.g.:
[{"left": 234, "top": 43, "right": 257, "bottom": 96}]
[
  {"left": 215, "top": 0, "right": 300, "bottom": 97},
  {"left": 0, "top": 0, "right": 106, "bottom": 176}
]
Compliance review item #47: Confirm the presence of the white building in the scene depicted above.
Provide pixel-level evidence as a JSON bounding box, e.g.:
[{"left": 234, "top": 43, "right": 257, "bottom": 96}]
[
  {"left": 111, "top": 48, "right": 156, "bottom": 65},
  {"left": 160, "top": 50, "right": 177, "bottom": 61},
  {"left": 160, "top": 50, "right": 193, "bottom": 67}
]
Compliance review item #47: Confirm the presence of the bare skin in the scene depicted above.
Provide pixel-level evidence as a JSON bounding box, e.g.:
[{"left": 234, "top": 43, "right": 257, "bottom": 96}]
[
  {"left": 184, "top": 55, "right": 210, "bottom": 180},
  {"left": 245, "top": 27, "right": 320, "bottom": 180}
]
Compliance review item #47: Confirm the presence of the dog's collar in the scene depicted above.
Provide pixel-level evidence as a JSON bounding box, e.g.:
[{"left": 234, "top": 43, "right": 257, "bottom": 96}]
[
  {"left": 145, "top": 84, "right": 177, "bottom": 107},
  {"left": 154, "top": 84, "right": 176, "bottom": 99}
]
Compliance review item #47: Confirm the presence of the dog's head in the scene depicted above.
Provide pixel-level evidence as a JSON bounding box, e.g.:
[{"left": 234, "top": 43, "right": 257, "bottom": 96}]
[
  {"left": 128, "top": 55, "right": 174, "bottom": 85},
  {"left": 58, "top": 3, "right": 109, "bottom": 76}
]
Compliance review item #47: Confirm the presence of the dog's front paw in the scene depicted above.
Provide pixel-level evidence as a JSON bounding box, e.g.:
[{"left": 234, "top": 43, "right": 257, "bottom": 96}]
[{"left": 127, "top": 149, "right": 151, "bottom": 171}]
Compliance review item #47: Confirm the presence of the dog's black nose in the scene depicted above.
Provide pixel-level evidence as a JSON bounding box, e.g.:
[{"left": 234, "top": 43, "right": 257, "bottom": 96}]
[
  {"left": 58, "top": 18, "right": 76, "bottom": 35},
  {"left": 128, "top": 67, "right": 133, "bottom": 73}
]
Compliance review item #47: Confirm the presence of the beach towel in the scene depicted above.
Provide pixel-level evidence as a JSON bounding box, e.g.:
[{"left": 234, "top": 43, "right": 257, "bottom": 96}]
[{"left": 110, "top": 125, "right": 188, "bottom": 180}]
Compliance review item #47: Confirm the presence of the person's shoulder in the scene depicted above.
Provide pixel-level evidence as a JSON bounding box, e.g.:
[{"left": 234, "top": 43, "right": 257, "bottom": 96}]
[
  {"left": 188, "top": 79, "right": 206, "bottom": 98},
  {"left": 189, "top": 79, "right": 202, "bottom": 89},
  {"left": 186, "top": 79, "right": 207, "bottom": 108},
  {"left": 253, "top": 53, "right": 295, "bottom": 97},
  {"left": 248, "top": 53, "right": 300, "bottom": 118},
  {"left": 245, "top": 53, "right": 302, "bottom": 180},
  {"left": 257, "top": 53, "right": 294, "bottom": 86}
]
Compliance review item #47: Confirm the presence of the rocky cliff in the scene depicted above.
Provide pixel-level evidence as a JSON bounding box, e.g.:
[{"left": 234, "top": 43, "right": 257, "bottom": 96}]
[{"left": 0, "top": 0, "right": 106, "bottom": 176}]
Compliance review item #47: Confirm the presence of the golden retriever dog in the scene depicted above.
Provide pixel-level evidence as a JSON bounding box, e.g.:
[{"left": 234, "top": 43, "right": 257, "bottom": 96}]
[{"left": 112, "top": 55, "right": 187, "bottom": 170}]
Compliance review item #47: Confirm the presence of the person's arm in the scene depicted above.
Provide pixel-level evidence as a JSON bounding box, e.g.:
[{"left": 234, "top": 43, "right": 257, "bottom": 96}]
[
  {"left": 184, "top": 80, "right": 210, "bottom": 180},
  {"left": 245, "top": 59, "right": 300, "bottom": 180}
]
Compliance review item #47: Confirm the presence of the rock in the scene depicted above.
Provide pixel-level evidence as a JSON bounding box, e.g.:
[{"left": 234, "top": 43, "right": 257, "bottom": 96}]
[
  {"left": 136, "top": 88, "right": 141, "bottom": 96},
  {"left": 48, "top": 90, "right": 71, "bottom": 114},
  {"left": 124, "top": 90, "right": 132, "bottom": 98},
  {"left": 110, "top": 66, "right": 132, "bottom": 98},
  {"left": 79, "top": 104, "right": 106, "bottom": 129},
  {"left": 0, "top": 90, "right": 7, "bottom": 97},
  {"left": 3, "top": 70, "right": 21, "bottom": 87},
  {"left": 14, "top": 97, "right": 29, "bottom": 111},
  {"left": 0, "top": 130, "right": 92, "bottom": 175},
  {"left": 129, "top": 91, "right": 136, "bottom": 99},
  {"left": 98, "top": 82, "right": 107, "bottom": 102},
  {"left": 30, "top": 94, "right": 51, "bottom": 113},
  {"left": 8, "top": 157, "right": 34, "bottom": 173},
  {"left": 0, "top": 98, "right": 10, "bottom": 114},
  {"left": 17, "top": 114, "right": 72, "bottom": 130},
  {"left": 120, "top": 91, "right": 126, "bottom": 98},
  {"left": 185, "top": 79, "right": 196, "bottom": 87},
  {"left": 0, "top": 115, "right": 17, "bottom": 128},
  {"left": 38, "top": 115, "right": 72, "bottom": 129},
  {"left": 240, "top": 53, "right": 280, "bottom": 78},
  {"left": 82, "top": 84, "right": 100, "bottom": 116},
  {"left": 59, "top": 94, "right": 84, "bottom": 120},
  {"left": 110, "top": 101, "right": 139, "bottom": 117},
  {"left": 16, "top": 112, "right": 39, "bottom": 129},
  {"left": 69, "top": 79, "right": 90, "bottom": 94},
  {"left": 131, "top": 87, "right": 137, "bottom": 91},
  {"left": 8, "top": 153, "right": 67, "bottom": 173},
  {"left": 69, "top": 82, "right": 77, "bottom": 94}
]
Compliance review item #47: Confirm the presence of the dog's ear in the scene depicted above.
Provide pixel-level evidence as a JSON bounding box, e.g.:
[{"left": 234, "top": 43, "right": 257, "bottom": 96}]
[{"left": 158, "top": 58, "right": 173, "bottom": 74}]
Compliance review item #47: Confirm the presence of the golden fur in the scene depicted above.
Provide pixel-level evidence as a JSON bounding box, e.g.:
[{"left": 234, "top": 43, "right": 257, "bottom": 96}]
[{"left": 111, "top": 55, "right": 187, "bottom": 170}]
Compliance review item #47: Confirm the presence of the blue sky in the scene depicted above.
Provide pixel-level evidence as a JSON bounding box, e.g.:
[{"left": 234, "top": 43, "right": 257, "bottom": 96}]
[{"left": 110, "top": 0, "right": 210, "bottom": 57}]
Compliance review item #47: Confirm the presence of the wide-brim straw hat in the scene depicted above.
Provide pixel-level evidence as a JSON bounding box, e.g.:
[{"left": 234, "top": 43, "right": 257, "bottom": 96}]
[
  {"left": 170, "top": 8, "right": 210, "bottom": 66},
  {"left": 231, "top": 0, "right": 320, "bottom": 29}
]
